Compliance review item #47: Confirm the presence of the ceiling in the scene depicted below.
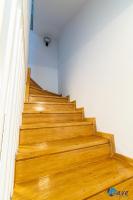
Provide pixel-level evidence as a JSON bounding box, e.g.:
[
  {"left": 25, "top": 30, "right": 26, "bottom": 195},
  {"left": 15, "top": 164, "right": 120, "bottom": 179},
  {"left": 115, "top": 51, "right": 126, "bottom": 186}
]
[{"left": 34, "top": 0, "right": 87, "bottom": 38}]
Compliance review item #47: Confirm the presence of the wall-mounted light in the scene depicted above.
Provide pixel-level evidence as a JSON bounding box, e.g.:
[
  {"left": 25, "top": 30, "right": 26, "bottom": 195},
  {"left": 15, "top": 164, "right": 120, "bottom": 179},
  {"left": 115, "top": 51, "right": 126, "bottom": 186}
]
[{"left": 43, "top": 36, "right": 52, "bottom": 47}]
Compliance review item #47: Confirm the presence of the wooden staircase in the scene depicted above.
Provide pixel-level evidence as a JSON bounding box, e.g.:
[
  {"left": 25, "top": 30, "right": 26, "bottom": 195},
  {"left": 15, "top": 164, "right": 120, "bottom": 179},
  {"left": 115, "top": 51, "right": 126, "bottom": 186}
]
[{"left": 12, "top": 69, "right": 133, "bottom": 200}]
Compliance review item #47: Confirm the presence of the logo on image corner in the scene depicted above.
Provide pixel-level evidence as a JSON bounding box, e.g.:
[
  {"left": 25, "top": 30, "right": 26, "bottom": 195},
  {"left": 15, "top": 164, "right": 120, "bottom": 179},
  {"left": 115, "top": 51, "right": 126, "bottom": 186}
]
[
  {"left": 107, "top": 187, "right": 117, "bottom": 196},
  {"left": 107, "top": 187, "right": 128, "bottom": 197}
]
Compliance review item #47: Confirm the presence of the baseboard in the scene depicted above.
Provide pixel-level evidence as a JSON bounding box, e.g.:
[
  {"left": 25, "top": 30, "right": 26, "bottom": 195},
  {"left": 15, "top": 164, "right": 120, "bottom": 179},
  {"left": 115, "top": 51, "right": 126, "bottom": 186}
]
[
  {"left": 114, "top": 153, "right": 133, "bottom": 167},
  {"left": 97, "top": 131, "right": 116, "bottom": 156}
]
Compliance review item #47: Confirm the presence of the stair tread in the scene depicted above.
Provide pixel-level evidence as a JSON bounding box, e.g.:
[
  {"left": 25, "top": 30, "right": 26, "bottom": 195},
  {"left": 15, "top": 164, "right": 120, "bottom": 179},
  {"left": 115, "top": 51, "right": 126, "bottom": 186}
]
[
  {"left": 30, "top": 87, "right": 61, "bottom": 97},
  {"left": 24, "top": 102, "right": 76, "bottom": 113},
  {"left": 30, "top": 94, "right": 68, "bottom": 99},
  {"left": 30, "top": 79, "right": 43, "bottom": 89},
  {"left": 30, "top": 86, "right": 46, "bottom": 91},
  {"left": 24, "top": 102, "right": 74, "bottom": 105},
  {"left": 12, "top": 158, "right": 133, "bottom": 200},
  {"left": 17, "top": 135, "right": 109, "bottom": 160},
  {"left": 13, "top": 75, "right": 133, "bottom": 199},
  {"left": 21, "top": 121, "right": 93, "bottom": 129},
  {"left": 30, "top": 85, "right": 61, "bottom": 94},
  {"left": 23, "top": 110, "right": 82, "bottom": 114},
  {"left": 30, "top": 86, "right": 44, "bottom": 91}
]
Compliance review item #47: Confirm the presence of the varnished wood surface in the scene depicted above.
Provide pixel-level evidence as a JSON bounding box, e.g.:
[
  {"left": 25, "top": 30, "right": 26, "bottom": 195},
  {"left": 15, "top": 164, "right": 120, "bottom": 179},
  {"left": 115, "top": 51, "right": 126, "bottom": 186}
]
[
  {"left": 30, "top": 79, "right": 62, "bottom": 96},
  {"left": 89, "top": 177, "right": 133, "bottom": 200},
  {"left": 13, "top": 158, "right": 133, "bottom": 200},
  {"left": 22, "top": 110, "right": 84, "bottom": 124},
  {"left": 97, "top": 131, "right": 116, "bottom": 156},
  {"left": 24, "top": 102, "right": 76, "bottom": 112},
  {"left": 17, "top": 135, "right": 109, "bottom": 160},
  {"left": 30, "top": 86, "right": 48, "bottom": 95},
  {"left": 30, "top": 86, "right": 61, "bottom": 96},
  {"left": 15, "top": 143, "right": 111, "bottom": 183},
  {"left": 12, "top": 74, "right": 133, "bottom": 199},
  {"left": 20, "top": 122, "right": 95, "bottom": 144},
  {"left": 21, "top": 120, "right": 95, "bottom": 129},
  {"left": 114, "top": 153, "right": 133, "bottom": 167},
  {"left": 29, "top": 95, "right": 69, "bottom": 103},
  {"left": 30, "top": 78, "right": 43, "bottom": 90}
]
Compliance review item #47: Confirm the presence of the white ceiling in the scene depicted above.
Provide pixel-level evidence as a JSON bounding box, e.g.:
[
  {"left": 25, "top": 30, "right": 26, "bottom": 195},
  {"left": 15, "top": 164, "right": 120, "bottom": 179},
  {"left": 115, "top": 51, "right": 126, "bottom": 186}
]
[{"left": 34, "top": 0, "right": 87, "bottom": 38}]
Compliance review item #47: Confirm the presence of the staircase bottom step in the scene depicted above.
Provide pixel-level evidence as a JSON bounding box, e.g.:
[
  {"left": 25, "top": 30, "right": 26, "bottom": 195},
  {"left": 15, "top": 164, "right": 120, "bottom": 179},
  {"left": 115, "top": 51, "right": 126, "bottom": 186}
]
[
  {"left": 12, "top": 158, "right": 133, "bottom": 200},
  {"left": 89, "top": 177, "right": 133, "bottom": 200}
]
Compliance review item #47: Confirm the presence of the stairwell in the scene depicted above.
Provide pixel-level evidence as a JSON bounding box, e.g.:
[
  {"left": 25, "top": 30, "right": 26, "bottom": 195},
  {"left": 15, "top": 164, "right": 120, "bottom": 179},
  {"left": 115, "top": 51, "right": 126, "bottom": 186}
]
[{"left": 12, "top": 69, "right": 133, "bottom": 200}]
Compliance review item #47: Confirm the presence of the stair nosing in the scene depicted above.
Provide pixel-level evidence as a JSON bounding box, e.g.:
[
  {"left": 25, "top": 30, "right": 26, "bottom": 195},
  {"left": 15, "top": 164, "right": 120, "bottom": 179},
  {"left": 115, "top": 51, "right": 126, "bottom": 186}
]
[
  {"left": 29, "top": 94, "right": 68, "bottom": 99},
  {"left": 20, "top": 121, "right": 93, "bottom": 129},
  {"left": 24, "top": 102, "right": 74, "bottom": 105},
  {"left": 17, "top": 137, "right": 110, "bottom": 161},
  {"left": 22, "top": 110, "right": 82, "bottom": 115}
]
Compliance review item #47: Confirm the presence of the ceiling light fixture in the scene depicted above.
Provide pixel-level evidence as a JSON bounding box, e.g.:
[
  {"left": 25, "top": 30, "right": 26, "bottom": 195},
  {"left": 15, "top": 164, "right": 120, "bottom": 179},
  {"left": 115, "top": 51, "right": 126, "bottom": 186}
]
[{"left": 43, "top": 36, "right": 52, "bottom": 47}]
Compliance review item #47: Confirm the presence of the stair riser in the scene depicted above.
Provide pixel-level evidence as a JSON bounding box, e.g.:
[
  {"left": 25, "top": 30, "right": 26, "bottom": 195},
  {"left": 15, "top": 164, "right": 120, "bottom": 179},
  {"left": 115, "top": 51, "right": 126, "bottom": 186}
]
[
  {"left": 20, "top": 124, "right": 95, "bottom": 144},
  {"left": 30, "top": 88, "right": 49, "bottom": 95},
  {"left": 22, "top": 113, "right": 83, "bottom": 124},
  {"left": 30, "top": 82, "right": 41, "bottom": 89},
  {"left": 24, "top": 103, "right": 75, "bottom": 113},
  {"left": 30, "top": 88, "right": 58, "bottom": 96},
  {"left": 30, "top": 80, "right": 42, "bottom": 89},
  {"left": 29, "top": 96, "right": 68, "bottom": 103},
  {"left": 15, "top": 144, "right": 111, "bottom": 183}
]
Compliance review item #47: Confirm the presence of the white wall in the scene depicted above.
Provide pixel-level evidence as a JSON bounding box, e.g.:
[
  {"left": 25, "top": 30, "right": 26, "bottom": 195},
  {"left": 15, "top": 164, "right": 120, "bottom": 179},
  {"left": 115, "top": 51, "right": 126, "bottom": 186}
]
[
  {"left": 59, "top": 0, "right": 133, "bottom": 157},
  {"left": 0, "top": 0, "right": 31, "bottom": 199},
  {"left": 29, "top": 31, "right": 58, "bottom": 93}
]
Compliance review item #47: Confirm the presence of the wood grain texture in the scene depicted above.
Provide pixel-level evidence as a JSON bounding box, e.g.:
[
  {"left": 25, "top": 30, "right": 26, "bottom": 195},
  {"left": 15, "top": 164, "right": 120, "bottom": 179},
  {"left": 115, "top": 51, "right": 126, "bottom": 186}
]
[
  {"left": 89, "top": 178, "right": 133, "bottom": 200},
  {"left": 114, "top": 153, "right": 133, "bottom": 167},
  {"left": 29, "top": 86, "right": 61, "bottom": 96},
  {"left": 97, "top": 131, "right": 116, "bottom": 156},
  {"left": 17, "top": 135, "right": 109, "bottom": 160},
  {"left": 13, "top": 159, "right": 133, "bottom": 200},
  {"left": 12, "top": 73, "right": 133, "bottom": 200},
  {"left": 30, "top": 87, "right": 48, "bottom": 95},
  {"left": 30, "top": 79, "right": 62, "bottom": 96},
  {"left": 20, "top": 122, "right": 96, "bottom": 144},
  {"left": 15, "top": 143, "right": 111, "bottom": 183},
  {"left": 24, "top": 102, "right": 76, "bottom": 112},
  {"left": 30, "top": 78, "right": 43, "bottom": 90},
  {"left": 22, "top": 110, "right": 84, "bottom": 124},
  {"left": 29, "top": 95, "right": 69, "bottom": 103}
]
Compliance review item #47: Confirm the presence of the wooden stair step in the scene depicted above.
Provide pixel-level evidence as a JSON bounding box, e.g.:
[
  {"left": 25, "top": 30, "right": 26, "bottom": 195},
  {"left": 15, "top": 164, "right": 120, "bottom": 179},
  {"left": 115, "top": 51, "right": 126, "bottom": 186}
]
[
  {"left": 15, "top": 141, "right": 111, "bottom": 183},
  {"left": 29, "top": 86, "right": 61, "bottom": 96},
  {"left": 22, "top": 110, "right": 83, "bottom": 124},
  {"left": 24, "top": 102, "right": 76, "bottom": 112},
  {"left": 30, "top": 86, "right": 49, "bottom": 95},
  {"left": 13, "top": 158, "right": 133, "bottom": 200},
  {"left": 13, "top": 73, "right": 133, "bottom": 199},
  {"left": 29, "top": 95, "right": 69, "bottom": 103},
  {"left": 29, "top": 94, "right": 68, "bottom": 99},
  {"left": 30, "top": 78, "right": 61, "bottom": 96},
  {"left": 17, "top": 135, "right": 109, "bottom": 160},
  {"left": 30, "top": 79, "right": 43, "bottom": 90},
  {"left": 20, "top": 121, "right": 96, "bottom": 144},
  {"left": 89, "top": 177, "right": 133, "bottom": 199},
  {"left": 30, "top": 86, "right": 45, "bottom": 91},
  {"left": 21, "top": 120, "right": 94, "bottom": 129}
]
